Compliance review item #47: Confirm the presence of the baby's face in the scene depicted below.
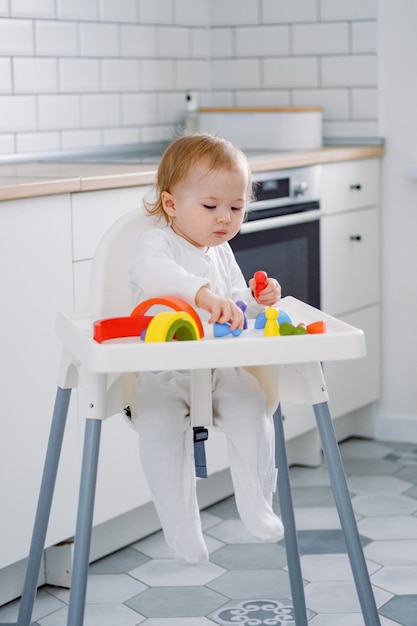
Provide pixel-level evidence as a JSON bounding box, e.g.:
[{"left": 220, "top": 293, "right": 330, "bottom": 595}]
[{"left": 161, "top": 160, "right": 249, "bottom": 249}]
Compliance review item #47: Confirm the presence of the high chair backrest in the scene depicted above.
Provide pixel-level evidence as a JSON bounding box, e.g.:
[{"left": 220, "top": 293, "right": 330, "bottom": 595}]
[
  {"left": 88, "top": 208, "right": 157, "bottom": 319},
  {"left": 87, "top": 207, "right": 280, "bottom": 417}
]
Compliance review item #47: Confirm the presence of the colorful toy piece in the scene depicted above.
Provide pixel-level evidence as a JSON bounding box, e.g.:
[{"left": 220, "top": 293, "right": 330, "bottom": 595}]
[
  {"left": 131, "top": 296, "right": 204, "bottom": 338},
  {"left": 279, "top": 322, "right": 307, "bottom": 336},
  {"left": 253, "top": 270, "right": 268, "bottom": 298},
  {"left": 93, "top": 296, "right": 204, "bottom": 343},
  {"left": 279, "top": 321, "right": 326, "bottom": 336},
  {"left": 307, "top": 320, "right": 326, "bottom": 334},
  {"left": 144, "top": 311, "right": 200, "bottom": 342},
  {"left": 235, "top": 300, "right": 248, "bottom": 329},
  {"left": 264, "top": 307, "right": 280, "bottom": 336},
  {"left": 255, "top": 309, "right": 292, "bottom": 329},
  {"left": 93, "top": 315, "right": 153, "bottom": 343},
  {"left": 213, "top": 322, "right": 243, "bottom": 338}
]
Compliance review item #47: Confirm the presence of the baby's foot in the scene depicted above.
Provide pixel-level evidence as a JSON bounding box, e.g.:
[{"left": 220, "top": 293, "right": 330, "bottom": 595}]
[
  {"left": 169, "top": 516, "right": 209, "bottom": 566},
  {"left": 241, "top": 507, "right": 284, "bottom": 542}
]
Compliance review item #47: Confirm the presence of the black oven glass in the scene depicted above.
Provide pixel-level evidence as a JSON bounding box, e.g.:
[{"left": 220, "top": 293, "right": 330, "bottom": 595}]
[{"left": 230, "top": 220, "right": 320, "bottom": 309}]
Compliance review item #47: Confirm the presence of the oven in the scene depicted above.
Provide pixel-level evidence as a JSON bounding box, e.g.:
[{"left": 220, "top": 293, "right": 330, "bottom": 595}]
[{"left": 230, "top": 165, "right": 321, "bottom": 308}]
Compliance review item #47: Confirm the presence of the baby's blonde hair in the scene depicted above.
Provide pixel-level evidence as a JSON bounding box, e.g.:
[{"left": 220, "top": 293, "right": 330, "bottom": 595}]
[{"left": 145, "top": 133, "right": 253, "bottom": 223}]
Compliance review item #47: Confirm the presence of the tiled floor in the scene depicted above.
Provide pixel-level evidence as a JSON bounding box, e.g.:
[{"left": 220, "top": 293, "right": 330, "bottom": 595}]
[{"left": 1, "top": 437, "right": 417, "bottom": 625}]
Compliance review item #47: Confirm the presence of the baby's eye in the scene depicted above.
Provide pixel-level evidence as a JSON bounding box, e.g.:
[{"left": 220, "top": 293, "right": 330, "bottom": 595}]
[
  {"left": 203, "top": 204, "right": 216, "bottom": 209},
  {"left": 232, "top": 206, "right": 244, "bottom": 211}
]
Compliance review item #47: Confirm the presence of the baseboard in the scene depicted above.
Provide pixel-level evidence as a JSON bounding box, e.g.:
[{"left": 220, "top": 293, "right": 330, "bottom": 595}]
[
  {"left": 0, "top": 557, "right": 45, "bottom": 608},
  {"left": 373, "top": 413, "right": 417, "bottom": 443}
]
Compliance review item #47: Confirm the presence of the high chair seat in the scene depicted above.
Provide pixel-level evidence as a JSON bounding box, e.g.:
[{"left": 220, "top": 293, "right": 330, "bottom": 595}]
[{"left": 3, "top": 209, "right": 381, "bottom": 626}]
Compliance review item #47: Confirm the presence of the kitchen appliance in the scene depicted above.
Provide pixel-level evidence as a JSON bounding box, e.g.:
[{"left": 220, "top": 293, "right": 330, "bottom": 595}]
[{"left": 230, "top": 165, "right": 321, "bottom": 308}]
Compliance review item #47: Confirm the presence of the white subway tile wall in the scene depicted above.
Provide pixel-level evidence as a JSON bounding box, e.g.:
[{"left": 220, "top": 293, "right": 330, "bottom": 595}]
[{"left": 0, "top": 0, "right": 378, "bottom": 156}]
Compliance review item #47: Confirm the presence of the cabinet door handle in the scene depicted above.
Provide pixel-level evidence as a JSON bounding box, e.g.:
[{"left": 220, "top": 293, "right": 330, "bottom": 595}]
[
  {"left": 350, "top": 234, "right": 362, "bottom": 241},
  {"left": 350, "top": 184, "right": 362, "bottom": 190}
]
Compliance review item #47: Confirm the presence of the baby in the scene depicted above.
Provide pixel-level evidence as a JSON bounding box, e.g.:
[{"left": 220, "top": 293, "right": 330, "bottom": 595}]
[{"left": 129, "top": 133, "right": 284, "bottom": 565}]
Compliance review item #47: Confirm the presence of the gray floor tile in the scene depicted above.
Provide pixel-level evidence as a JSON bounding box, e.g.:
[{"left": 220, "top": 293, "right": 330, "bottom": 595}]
[
  {"left": 289, "top": 486, "right": 336, "bottom": 507},
  {"left": 371, "top": 566, "right": 417, "bottom": 595},
  {"left": 294, "top": 529, "right": 370, "bottom": 555},
  {"left": 342, "top": 458, "right": 399, "bottom": 476},
  {"left": 6, "top": 436, "right": 417, "bottom": 625},
  {"left": 88, "top": 546, "right": 149, "bottom": 574},
  {"left": 364, "top": 540, "right": 417, "bottom": 566},
  {"left": 339, "top": 438, "right": 394, "bottom": 460},
  {"left": 129, "top": 559, "right": 225, "bottom": 586},
  {"left": 125, "top": 587, "right": 226, "bottom": 618},
  {"left": 207, "top": 569, "right": 291, "bottom": 599},
  {"left": 210, "top": 543, "right": 288, "bottom": 570},
  {"left": 358, "top": 515, "right": 417, "bottom": 540},
  {"left": 352, "top": 493, "right": 417, "bottom": 516},
  {"left": 379, "top": 595, "right": 417, "bottom": 626},
  {"left": 293, "top": 506, "right": 341, "bottom": 529},
  {"left": 347, "top": 475, "right": 412, "bottom": 494},
  {"left": 210, "top": 598, "right": 299, "bottom": 625},
  {"left": 37, "top": 603, "right": 145, "bottom": 626}
]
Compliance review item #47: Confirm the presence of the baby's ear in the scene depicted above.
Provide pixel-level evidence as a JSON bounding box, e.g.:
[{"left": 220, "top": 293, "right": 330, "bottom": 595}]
[{"left": 161, "top": 191, "right": 175, "bottom": 217}]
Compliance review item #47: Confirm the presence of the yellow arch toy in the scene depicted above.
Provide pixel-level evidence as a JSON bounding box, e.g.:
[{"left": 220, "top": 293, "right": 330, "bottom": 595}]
[{"left": 144, "top": 311, "right": 200, "bottom": 343}]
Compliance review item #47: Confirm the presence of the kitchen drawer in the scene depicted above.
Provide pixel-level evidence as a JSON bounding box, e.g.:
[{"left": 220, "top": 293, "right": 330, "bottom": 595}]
[
  {"left": 71, "top": 186, "right": 151, "bottom": 261},
  {"left": 321, "top": 159, "right": 379, "bottom": 214},
  {"left": 320, "top": 207, "right": 379, "bottom": 316}
]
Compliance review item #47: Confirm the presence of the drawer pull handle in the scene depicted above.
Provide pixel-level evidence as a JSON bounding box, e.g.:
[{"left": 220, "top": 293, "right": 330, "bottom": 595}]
[
  {"left": 350, "top": 184, "right": 362, "bottom": 190},
  {"left": 350, "top": 234, "right": 362, "bottom": 241}
]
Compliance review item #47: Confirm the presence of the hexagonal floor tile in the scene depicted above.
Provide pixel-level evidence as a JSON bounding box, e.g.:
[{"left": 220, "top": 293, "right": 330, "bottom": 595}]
[
  {"left": 129, "top": 558, "right": 225, "bottom": 586},
  {"left": 207, "top": 569, "right": 291, "bottom": 599},
  {"left": 358, "top": 515, "right": 417, "bottom": 540},
  {"left": 347, "top": 475, "right": 413, "bottom": 494},
  {"left": 371, "top": 566, "right": 417, "bottom": 595},
  {"left": 210, "top": 542, "right": 287, "bottom": 571},
  {"left": 300, "top": 553, "right": 379, "bottom": 582},
  {"left": 37, "top": 603, "right": 145, "bottom": 626},
  {"left": 379, "top": 594, "right": 417, "bottom": 626},
  {"left": 352, "top": 493, "right": 417, "bottom": 516},
  {"left": 210, "top": 598, "right": 302, "bottom": 625},
  {"left": 125, "top": 586, "right": 226, "bottom": 618},
  {"left": 364, "top": 540, "right": 417, "bottom": 566}
]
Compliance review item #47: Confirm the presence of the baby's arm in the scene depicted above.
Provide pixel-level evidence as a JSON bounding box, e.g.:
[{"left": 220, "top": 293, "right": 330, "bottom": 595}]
[{"left": 195, "top": 286, "right": 244, "bottom": 331}]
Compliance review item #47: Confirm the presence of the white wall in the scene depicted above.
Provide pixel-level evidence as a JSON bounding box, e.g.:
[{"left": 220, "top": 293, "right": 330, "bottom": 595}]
[
  {"left": 0, "top": 0, "right": 378, "bottom": 157},
  {"left": 376, "top": 0, "right": 417, "bottom": 440},
  {"left": 0, "top": 0, "right": 209, "bottom": 155}
]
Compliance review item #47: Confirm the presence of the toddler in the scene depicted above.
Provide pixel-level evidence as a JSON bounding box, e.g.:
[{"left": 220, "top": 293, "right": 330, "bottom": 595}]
[{"left": 129, "top": 133, "right": 284, "bottom": 565}]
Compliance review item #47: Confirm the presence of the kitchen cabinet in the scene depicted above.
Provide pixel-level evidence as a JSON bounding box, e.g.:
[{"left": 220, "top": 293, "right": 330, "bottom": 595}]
[
  {"left": 0, "top": 194, "right": 79, "bottom": 601},
  {"left": 320, "top": 158, "right": 381, "bottom": 420}
]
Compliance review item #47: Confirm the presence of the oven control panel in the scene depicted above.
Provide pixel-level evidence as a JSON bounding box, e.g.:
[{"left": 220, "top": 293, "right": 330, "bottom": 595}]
[{"left": 251, "top": 165, "right": 321, "bottom": 213}]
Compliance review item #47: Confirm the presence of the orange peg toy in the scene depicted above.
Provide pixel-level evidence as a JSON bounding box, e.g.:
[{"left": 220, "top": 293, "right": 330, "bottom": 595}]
[{"left": 253, "top": 270, "right": 268, "bottom": 298}]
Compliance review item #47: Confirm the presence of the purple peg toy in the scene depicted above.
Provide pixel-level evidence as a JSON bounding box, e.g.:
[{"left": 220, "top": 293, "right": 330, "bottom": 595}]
[{"left": 236, "top": 300, "right": 248, "bottom": 329}]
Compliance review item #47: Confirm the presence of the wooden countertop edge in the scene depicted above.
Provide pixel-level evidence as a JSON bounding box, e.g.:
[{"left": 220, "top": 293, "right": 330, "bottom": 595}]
[{"left": 0, "top": 145, "right": 384, "bottom": 201}]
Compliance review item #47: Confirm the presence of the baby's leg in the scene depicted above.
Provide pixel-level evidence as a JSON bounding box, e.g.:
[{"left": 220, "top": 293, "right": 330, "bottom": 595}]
[
  {"left": 212, "top": 367, "right": 284, "bottom": 541},
  {"left": 132, "top": 370, "right": 208, "bottom": 565}
]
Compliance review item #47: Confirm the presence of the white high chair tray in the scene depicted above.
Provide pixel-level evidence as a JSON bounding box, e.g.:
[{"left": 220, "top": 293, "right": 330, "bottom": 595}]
[{"left": 56, "top": 296, "right": 365, "bottom": 374}]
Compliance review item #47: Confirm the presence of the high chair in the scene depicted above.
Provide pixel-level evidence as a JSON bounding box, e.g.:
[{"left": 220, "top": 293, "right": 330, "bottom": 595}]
[{"left": 2, "top": 209, "right": 381, "bottom": 626}]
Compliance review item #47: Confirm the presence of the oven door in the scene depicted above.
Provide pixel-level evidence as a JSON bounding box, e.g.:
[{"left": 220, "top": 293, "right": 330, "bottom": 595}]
[{"left": 230, "top": 211, "right": 321, "bottom": 309}]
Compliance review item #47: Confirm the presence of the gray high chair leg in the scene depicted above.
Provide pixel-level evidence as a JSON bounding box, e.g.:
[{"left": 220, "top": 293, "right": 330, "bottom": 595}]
[
  {"left": 313, "top": 401, "right": 381, "bottom": 626},
  {"left": 66, "top": 418, "right": 102, "bottom": 626},
  {"left": 0, "top": 387, "right": 72, "bottom": 626},
  {"left": 274, "top": 404, "right": 308, "bottom": 626}
]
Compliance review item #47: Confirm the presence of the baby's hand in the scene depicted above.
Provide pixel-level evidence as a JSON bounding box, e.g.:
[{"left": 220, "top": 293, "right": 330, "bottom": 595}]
[
  {"left": 195, "top": 287, "right": 244, "bottom": 330},
  {"left": 249, "top": 276, "right": 281, "bottom": 306}
]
